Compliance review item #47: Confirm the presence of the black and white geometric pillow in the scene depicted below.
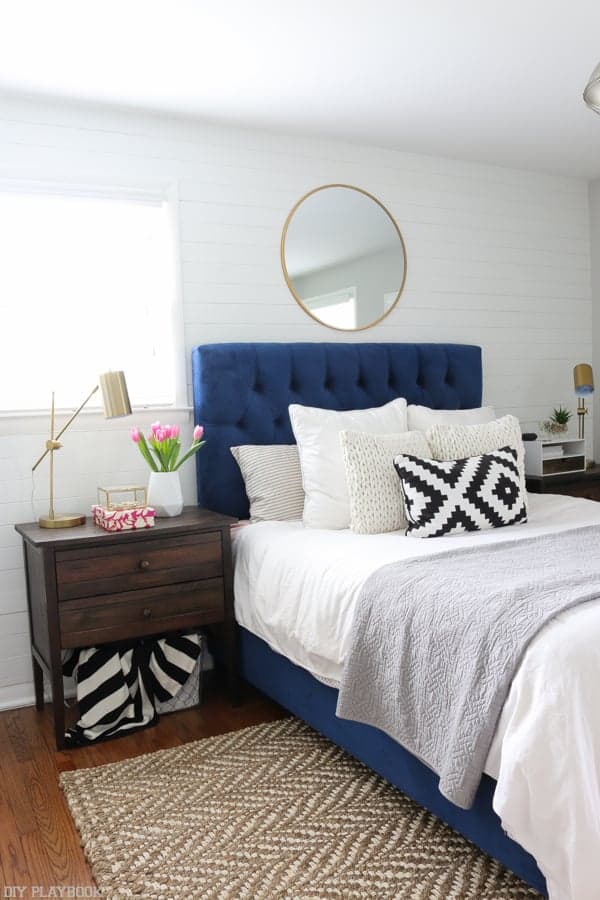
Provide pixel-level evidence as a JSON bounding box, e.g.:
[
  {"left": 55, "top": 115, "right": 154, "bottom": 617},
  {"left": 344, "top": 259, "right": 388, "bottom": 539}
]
[{"left": 394, "top": 446, "right": 527, "bottom": 538}]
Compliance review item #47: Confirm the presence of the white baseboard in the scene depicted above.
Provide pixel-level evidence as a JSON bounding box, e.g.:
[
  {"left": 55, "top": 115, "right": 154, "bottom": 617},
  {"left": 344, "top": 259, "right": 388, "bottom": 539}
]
[
  {"left": 0, "top": 685, "right": 38, "bottom": 711},
  {"left": 0, "top": 650, "right": 213, "bottom": 713},
  {"left": 0, "top": 681, "right": 76, "bottom": 712}
]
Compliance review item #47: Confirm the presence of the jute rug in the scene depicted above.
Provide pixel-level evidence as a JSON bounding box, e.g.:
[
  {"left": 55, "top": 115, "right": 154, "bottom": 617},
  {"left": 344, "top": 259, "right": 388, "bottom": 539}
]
[{"left": 60, "top": 717, "right": 542, "bottom": 899}]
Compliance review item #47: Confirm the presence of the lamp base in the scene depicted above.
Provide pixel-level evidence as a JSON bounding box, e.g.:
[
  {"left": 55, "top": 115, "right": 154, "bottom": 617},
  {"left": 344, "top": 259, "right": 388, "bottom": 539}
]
[{"left": 39, "top": 513, "right": 86, "bottom": 529}]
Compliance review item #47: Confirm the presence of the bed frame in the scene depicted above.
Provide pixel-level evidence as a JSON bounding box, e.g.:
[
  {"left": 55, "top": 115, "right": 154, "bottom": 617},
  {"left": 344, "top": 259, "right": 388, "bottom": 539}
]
[{"left": 192, "top": 341, "right": 547, "bottom": 896}]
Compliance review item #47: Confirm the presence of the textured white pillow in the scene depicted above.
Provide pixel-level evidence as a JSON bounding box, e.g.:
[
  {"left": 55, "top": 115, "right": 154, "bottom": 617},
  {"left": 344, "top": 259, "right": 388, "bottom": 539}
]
[
  {"left": 341, "top": 430, "right": 431, "bottom": 534},
  {"left": 230, "top": 444, "right": 304, "bottom": 522},
  {"left": 408, "top": 405, "right": 496, "bottom": 432},
  {"left": 426, "top": 415, "right": 527, "bottom": 505},
  {"left": 289, "top": 398, "right": 408, "bottom": 529}
]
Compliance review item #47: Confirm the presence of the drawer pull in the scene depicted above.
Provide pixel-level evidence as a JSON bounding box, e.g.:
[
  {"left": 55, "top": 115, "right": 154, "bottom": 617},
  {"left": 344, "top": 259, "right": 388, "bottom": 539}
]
[
  {"left": 143, "top": 608, "right": 152, "bottom": 618},
  {"left": 139, "top": 560, "right": 151, "bottom": 570}
]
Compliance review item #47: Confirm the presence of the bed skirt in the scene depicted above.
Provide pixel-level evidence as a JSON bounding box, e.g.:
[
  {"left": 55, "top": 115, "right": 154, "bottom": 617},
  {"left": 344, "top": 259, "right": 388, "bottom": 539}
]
[{"left": 237, "top": 626, "right": 547, "bottom": 897}]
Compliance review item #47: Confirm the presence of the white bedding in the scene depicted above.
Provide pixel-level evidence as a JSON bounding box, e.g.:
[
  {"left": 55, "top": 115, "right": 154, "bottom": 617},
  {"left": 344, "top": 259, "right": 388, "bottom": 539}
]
[{"left": 232, "top": 492, "right": 600, "bottom": 900}]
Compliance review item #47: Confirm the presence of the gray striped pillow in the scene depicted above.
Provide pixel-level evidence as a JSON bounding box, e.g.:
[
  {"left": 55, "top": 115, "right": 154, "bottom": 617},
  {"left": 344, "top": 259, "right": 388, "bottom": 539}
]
[{"left": 230, "top": 444, "right": 305, "bottom": 522}]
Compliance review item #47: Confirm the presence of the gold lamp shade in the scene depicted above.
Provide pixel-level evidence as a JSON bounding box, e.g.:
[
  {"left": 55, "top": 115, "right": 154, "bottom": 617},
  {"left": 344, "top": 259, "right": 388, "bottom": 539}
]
[
  {"left": 574, "top": 363, "right": 594, "bottom": 396},
  {"left": 99, "top": 371, "right": 131, "bottom": 418},
  {"left": 573, "top": 363, "right": 594, "bottom": 442}
]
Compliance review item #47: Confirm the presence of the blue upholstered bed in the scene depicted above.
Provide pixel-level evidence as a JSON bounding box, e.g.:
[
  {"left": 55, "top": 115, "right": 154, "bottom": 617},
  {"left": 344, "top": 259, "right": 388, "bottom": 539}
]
[{"left": 192, "top": 341, "right": 547, "bottom": 896}]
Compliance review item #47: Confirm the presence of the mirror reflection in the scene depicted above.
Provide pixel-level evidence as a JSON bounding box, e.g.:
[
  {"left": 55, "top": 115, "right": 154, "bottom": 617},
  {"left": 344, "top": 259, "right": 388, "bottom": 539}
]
[{"left": 281, "top": 184, "right": 407, "bottom": 331}]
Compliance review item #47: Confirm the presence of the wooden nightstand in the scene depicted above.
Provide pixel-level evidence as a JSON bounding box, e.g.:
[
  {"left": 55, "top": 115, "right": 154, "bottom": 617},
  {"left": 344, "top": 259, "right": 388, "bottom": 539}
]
[
  {"left": 15, "top": 507, "right": 238, "bottom": 750},
  {"left": 526, "top": 465, "right": 600, "bottom": 501}
]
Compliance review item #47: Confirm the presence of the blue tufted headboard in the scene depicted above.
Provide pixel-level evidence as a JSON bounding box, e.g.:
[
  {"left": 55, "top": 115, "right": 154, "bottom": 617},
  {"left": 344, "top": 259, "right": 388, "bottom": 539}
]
[{"left": 192, "top": 342, "right": 482, "bottom": 518}]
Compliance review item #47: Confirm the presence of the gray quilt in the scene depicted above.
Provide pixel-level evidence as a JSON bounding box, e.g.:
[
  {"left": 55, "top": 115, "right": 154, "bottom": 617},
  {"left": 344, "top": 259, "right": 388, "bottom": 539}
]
[{"left": 336, "top": 524, "right": 600, "bottom": 808}]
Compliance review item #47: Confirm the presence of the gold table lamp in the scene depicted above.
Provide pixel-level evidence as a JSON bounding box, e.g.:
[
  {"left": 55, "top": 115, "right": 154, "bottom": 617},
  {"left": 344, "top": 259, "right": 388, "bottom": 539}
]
[
  {"left": 32, "top": 371, "right": 131, "bottom": 528},
  {"left": 574, "top": 363, "right": 594, "bottom": 440}
]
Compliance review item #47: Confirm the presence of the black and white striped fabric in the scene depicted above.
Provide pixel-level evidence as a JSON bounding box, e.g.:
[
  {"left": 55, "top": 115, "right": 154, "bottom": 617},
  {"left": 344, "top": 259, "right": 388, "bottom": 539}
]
[
  {"left": 230, "top": 444, "right": 305, "bottom": 522},
  {"left": 62, "top": 632, "right": 201, "bottom": 745},
  {"left": 394, "top": 446, "right": 527, "bottom": 538}
]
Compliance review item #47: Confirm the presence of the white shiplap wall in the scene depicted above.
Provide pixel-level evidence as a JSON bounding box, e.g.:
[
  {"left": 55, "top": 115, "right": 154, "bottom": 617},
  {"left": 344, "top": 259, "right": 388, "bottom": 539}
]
[
  {"left": 0, "top": 96, "right": 592, "bottom": 710},
  {"left": 590, "top": 179, "right": 600, "bottom": 456}
]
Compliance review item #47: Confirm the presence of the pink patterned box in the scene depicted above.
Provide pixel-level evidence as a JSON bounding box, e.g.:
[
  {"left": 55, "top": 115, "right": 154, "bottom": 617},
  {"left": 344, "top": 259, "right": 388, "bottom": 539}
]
[{"left": 92, "top": 505, "right": 156, "bottom": 531}]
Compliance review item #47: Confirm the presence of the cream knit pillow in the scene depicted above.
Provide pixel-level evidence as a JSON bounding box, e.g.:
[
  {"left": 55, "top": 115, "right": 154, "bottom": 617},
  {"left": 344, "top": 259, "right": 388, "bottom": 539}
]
[
  {"left": 407, "top": 404, "right": 496, "bottom": 432},
  {"left": 340, "top": 430, "right": 432, "bottom": 534},
  {"left": 426, "top": 415, "right": 527, "bottom": 506}
]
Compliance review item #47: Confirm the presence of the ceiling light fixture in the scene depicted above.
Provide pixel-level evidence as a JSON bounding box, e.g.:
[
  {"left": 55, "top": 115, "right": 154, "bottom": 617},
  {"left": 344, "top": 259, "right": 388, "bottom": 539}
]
[{"left": 584, "top": 62, "right": 600, "bottom": 113}]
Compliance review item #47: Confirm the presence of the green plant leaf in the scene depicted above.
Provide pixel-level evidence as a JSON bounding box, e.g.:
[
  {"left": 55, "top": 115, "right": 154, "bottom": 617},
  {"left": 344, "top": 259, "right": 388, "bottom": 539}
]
[
  {"left": 137, "top": 433, "right": 159, "bottom": 472},
  {"left": 550, "top": 405, "right": 572, "bottom": 425},
  {"left": 162, "top": 439, "right": 178, "bottom": 472},
  {"left": 173, "top": 440, "right": 206, "bottom": 471},
  {"left": 167, "top": 442, "right": 181, "bottom": 472},
  {"left": 149, "top": 436, "right": 170, "bottom": 471}
]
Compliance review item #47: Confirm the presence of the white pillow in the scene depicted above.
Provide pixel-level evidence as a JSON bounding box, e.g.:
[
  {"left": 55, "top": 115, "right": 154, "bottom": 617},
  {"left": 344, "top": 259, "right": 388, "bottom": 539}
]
[
  {"left": 289, "top": 398, "right": 408, "bottom": 529},
  {"left": 230, "top": 445, "right": 304, "bottom": 522},
  {"left": 426, "top": 414, "right": 527, "bottom": 506},
  {"left": 407, "top": 405, "right": 496, "bottom": 433},
  {"left": 341, "top": 430, "right": 431, "bottom": 534}
]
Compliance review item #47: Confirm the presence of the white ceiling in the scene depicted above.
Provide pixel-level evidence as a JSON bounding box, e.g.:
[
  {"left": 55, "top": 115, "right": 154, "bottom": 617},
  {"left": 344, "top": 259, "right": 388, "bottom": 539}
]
[{"left": 1, "top": 1, "right": 600, "bottom": 178}]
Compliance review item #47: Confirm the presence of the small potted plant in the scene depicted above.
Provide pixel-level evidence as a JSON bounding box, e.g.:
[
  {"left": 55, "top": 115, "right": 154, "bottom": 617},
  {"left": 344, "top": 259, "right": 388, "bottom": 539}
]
[
  {"left": 541, "top": 406, "right": 572, "bottom": 435},
  {"left": 130, "top": 423, "right": 206, "bottom": 516}
]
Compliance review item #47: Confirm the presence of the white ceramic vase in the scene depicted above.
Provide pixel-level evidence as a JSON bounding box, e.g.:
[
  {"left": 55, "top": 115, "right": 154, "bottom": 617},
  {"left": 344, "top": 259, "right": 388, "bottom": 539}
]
[{"left": 147, "top": 471, "right": 184, "bottom": 517}]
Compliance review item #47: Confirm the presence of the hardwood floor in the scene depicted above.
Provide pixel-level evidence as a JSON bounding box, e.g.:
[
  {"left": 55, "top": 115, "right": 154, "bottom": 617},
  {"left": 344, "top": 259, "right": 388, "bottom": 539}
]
[{"left": 0, "top": 677, "right": 285, "bottom": 892}]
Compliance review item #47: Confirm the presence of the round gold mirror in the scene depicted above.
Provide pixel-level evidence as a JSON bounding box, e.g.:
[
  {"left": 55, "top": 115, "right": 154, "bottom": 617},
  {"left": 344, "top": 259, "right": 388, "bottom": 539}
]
[{"left": 281, "top": 184, "right": 407, "bottom": 331}]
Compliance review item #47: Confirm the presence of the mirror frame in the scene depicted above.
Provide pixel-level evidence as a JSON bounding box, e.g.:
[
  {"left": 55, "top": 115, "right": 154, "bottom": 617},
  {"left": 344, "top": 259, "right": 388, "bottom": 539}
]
[{"left": 280, "top": 183, "right": 408, "bottom": 332}]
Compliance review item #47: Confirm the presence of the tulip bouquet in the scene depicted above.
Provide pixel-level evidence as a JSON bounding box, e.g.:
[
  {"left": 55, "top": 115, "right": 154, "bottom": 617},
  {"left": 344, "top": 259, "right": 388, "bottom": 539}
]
[{"left": 130, "top": 422, "right": 206, "bottom": 472}]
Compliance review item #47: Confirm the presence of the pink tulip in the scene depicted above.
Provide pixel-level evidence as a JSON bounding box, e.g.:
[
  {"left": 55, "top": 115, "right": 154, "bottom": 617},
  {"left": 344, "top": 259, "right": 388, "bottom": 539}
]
[
  {"left": 164, "top": 425, "right": 173, "bottom": 439},
  {"left": 150, "top": 421, "right": 161, "bottom": 436},
  {"left": 130, "top": 427, "right": 140, "bottom": 443},
  {"left": 155, "top": 428, "right": 167, "bottom": 442},
  {"left": 193, "top": 425, "right": 204, "bottom": 442},
  {"left": 171, "top": 424, "right": 180, "bottom": 439}
]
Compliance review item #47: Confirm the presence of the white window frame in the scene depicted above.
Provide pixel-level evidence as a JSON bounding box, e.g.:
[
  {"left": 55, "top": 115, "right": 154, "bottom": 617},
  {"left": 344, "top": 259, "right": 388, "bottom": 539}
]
[
  {"left": 0, "top": 177, "right": 187, "bottom": 418},
  {"left": 304, "top": 286, "right": 358, "bottom": 329}
]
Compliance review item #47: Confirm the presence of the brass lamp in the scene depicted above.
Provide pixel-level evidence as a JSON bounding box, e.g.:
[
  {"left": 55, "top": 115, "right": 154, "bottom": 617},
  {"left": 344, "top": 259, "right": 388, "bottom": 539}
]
[
  {"left": 574, "top": 363, "right": 594, "bottom": 440},
  {"left": 32, "top": 371, "right": 132, "bottom": 528}
]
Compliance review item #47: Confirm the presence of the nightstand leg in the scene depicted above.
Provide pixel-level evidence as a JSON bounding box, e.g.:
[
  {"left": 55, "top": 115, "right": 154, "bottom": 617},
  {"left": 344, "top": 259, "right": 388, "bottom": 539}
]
[
  {"left": 225, "top": 627, "right": 240, "bottom": 706},
  {"left": 49, "top": 651, "right": 66, "bottom": 750},
  {"left": 32, "top": 655, "right": 44, "bottom": 711},
  {"left": 221, "top": 529, "right": 239, "bottom": 706},
  {"left": 52, "top": 688, "right": 66, "bottom": 751}
]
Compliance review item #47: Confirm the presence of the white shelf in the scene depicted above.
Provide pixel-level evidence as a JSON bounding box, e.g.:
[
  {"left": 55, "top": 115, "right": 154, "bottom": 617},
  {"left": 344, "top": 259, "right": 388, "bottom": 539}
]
[{"left": 524, "top": 438, "right": 585, "bottom": 477}]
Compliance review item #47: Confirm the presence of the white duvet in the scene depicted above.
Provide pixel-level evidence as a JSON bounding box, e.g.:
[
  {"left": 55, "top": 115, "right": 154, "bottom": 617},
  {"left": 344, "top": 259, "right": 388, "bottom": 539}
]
[{"left": 232, "top": 493, "right": 600, "bottom": 900}]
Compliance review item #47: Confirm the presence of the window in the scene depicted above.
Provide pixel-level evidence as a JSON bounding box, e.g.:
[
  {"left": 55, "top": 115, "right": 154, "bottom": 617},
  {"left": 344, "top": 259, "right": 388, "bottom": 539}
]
[
  {"left": 304, "top": 287, "right": 357, "bottom": 329},
  {"left": 0, "top": 189, "right": 179, "bottom": 412}
]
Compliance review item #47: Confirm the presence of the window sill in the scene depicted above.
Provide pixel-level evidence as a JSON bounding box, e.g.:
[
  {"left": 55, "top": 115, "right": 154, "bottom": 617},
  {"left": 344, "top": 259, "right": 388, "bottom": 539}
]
[
  {"left": 0, "top": 406, "right": 194, "bottom": 436},
  {"left": 1, "top": 404, "right": 192, "bottom": 418}
]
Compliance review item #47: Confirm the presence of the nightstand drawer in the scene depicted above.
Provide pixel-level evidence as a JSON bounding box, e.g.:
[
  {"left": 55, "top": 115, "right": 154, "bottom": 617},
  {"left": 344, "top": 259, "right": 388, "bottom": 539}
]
[
  {"left": 59, "top": 577, "right": 224, "bottom": 647},
  {"left": 56, "top": 531, "right": 222, "bottom": 601}
]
